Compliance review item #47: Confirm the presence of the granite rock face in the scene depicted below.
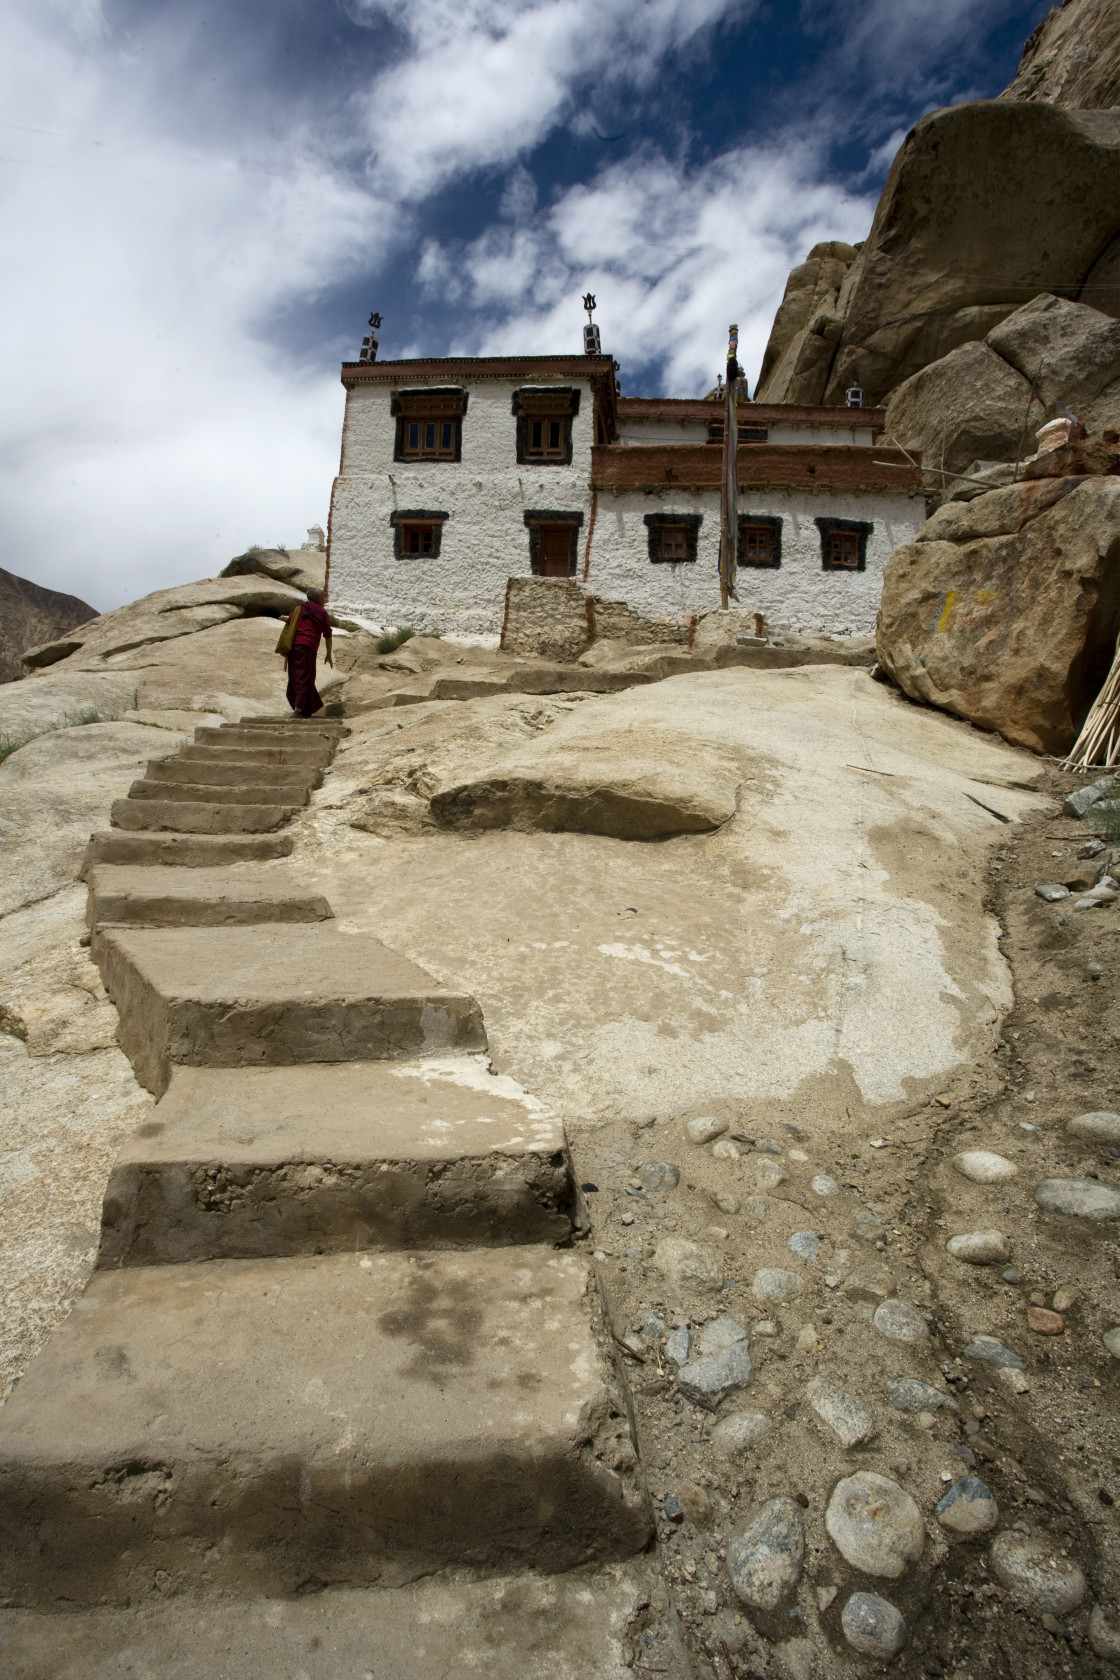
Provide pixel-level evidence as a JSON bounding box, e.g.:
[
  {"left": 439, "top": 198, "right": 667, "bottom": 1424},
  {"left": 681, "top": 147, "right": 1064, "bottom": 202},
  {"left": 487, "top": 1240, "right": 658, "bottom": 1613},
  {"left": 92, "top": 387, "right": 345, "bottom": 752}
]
[
  {"left": 876, "top": 477, "right": 1120, "bottom": 755},
  {"left": 0, "top": 567, "right": 97, "bottom": 686},
  {"left": 1001, "top": 0, "right": 1120, "bottom": 111},
  {"left": 754, "top": 241, "right": 860, "bottom": 405}
]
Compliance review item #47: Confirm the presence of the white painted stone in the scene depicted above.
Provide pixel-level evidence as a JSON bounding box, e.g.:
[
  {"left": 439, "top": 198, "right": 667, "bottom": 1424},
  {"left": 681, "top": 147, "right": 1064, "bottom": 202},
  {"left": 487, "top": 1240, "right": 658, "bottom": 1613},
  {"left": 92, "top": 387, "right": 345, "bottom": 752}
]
[{"left": 953, "top": 1150, "right": 1017, "bottom": 1183}]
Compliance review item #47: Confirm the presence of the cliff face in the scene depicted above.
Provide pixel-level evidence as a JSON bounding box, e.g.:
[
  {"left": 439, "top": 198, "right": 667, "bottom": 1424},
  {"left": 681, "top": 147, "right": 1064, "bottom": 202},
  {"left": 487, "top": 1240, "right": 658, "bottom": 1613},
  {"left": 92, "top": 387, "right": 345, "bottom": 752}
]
[
  {"left": 0, "top": 568, "right": 97, "bottom": 685},
  {"left": 1001, "top": 0, "right": 1120, "bottom": 110}
]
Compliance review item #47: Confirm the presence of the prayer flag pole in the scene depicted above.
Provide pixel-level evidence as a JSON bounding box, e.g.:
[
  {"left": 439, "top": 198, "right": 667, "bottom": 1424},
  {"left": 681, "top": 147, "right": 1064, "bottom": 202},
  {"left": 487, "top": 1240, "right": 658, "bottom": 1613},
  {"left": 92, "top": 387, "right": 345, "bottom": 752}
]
[{"left": 720, "top": 323, "right": 741, "bottom": 610}]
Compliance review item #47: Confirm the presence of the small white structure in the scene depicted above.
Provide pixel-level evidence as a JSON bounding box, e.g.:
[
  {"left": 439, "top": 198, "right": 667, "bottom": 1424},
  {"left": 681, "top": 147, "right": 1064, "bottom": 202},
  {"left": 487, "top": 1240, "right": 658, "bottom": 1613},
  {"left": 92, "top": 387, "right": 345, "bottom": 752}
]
[{"left": 327, "top": 352, "right": 925, "bottom": 638}]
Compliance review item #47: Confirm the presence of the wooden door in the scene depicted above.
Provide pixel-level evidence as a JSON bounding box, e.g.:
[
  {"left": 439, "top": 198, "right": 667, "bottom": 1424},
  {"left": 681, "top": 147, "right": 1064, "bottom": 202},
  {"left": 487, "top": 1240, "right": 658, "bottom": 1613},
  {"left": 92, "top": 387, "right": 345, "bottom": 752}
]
[{"left": 537, "top": 525, "right": 571, "bottom": 577}]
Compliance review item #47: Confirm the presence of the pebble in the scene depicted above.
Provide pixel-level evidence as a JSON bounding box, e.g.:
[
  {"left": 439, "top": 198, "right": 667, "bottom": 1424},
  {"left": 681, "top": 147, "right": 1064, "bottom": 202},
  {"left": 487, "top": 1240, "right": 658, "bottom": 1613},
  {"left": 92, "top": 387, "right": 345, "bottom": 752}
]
[
  {"left": 677, "top": 1482, "right": 715, "bottom": 1529},
  {"left": 754, "top": 1319, "right": 778, "bottom": 1336},
  {"left": 707, "top": 1225, "right": 729, "bottom": 1240},
  {"left": 712, "top": 1411, "right": 773, "bottom": 1459},
  {"left": 807, "top": 1376, "right": 876, "bottom": 1447},
  {"left": 787, "top": 1148, "right": 809, "bottom": 1163},
  {"left": 841, "top": 1591, "right": 907, "bottom": 1659},
  {"left": 752, "top": 1267, "right": 804, "bottom": 1305},
  {"left": 678, "top": 1319, "right": 754, "bottom": 1410},
  {"left": 1027, "top": 1307, "right": 1064, "bottom": 1335},
  {"left": 666, "top": 1325, "right": 691, "bottom": 1365},
  {"left": 640, "top": 1161, "right": 680, "bottom": 1191},
  {"left": 755, "top": 1138, "right": 784, "bottom": 1154},
  {"left": 947, "top": 1229, "right": 1010, "bottom": 1264},
  {"left": 1067, "top": 1110, "right": 1120, "bottom": 1144},
  {"left": 726, "top": 1496, "right": 806, "bottom": 1612},
  {"left": 1034, "top": 1178, "right": 1120, "bottom": 1219},
  {"left": 787, "top": 1231, "right": 820, "bottom": 1262},
  {"left": 811, "top": 1174, "right": 840, "bottom": 1196},
  {"left": 663, "top": 1493, "right": 684, "bottom": 1522},
  {"left": 774, "top": 1638, "right": 814, "bottom": 1680},
  {"left": 1102, "top": 1327, "right": 1120, "bottom": 1358},
  {"left": 873, "top": 1299, "right": 929, "bottom": 1342},
  {"left": 749, "top": 1157, "right": 788, "bottom": 1192},
  {"left": 842, "top": 1268, "right": 892, "bottom": 1304},
  {"left": 653, "top": 1238, "right": 723, "bottom": 1293},
  {"left": 641, "top": 1312, "right": 666, "bottom": 1339},
  {"left": 1079, "top": 838, "right": 1106, "bottom": 857},
  {"left": 825, "top": 1472, "right": 924, "bottom": 1578},
  {"left": 1035, "top": 883, "right": 1070, "bottom": 902},
  {"left": 953, "top": 1150, "right": 1017, "bottom": 1183},
  {"left": 686, "top": 1116, "right": 727, "bottom": 1146},
  {"left": 744, "top": 1195, "right": 773, "bottom": 1220},
  {"left": 1001, "top": 1265, "right": 1020, "bottom": 1283},
  {"left": 936, "top": 1475, "right": 999, "bottom": 1536},
  {"left": 989, "top": 1531, "right": 1087, "bottom": 1615},
  {"left": 712, "top": 1138, "right": 741, "bottom": 1160},
  {"left": 711, "top": 1191, "right": 740, "bottom": 1215},
  {"left": 962, "top": 1334, "right": 1024, "bottom": 1369},
  {"left": 885, "top": 1378, "right": 958, "bottom": 1413},
  {"left": 1089, "top": 1605, "right": 1120, "bottom": 1661},
  {"left": 1052, "top": 1284, "right": 1078, "bottom": 1312}
]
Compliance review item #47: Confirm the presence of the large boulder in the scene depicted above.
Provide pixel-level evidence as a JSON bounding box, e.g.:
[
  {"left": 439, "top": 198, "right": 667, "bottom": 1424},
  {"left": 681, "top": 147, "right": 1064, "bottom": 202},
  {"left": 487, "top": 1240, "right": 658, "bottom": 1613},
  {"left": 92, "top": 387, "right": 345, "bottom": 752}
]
[
  {"left": 884, "top": 343, "right": 1041, "bottom": 489},
  {"left": 824, "top": 103, "right": 1120, "bottom": 407},
  {"left": 0, "top": 568, "right": 96, "bottom": 685},
  {"left": 876, "top": 477, "right": 1120, "bottom": 754},
  {"left": 987, "top": 293, "right": 1120, "bottom": 430},
  {"left": 1001, "top": 0, "right": 1120, "bottom": 110},
  {"left": 221, "top": 539, "right": 326, "bottom": 595},
  {"left": 754, "top": 242, "right": 859, "bottom": 405}
]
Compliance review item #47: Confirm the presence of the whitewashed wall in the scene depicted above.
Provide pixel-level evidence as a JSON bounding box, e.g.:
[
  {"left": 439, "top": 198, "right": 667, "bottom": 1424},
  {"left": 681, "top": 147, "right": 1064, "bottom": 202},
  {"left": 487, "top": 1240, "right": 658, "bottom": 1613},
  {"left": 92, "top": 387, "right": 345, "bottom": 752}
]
[
  {"left": 329, "top": 376, "right": 597, "bottom": 636},
  {"left": 329, "top": 378, "right": 925, "bottom": 638},
  {"left": 614, "top": 417, "right": 877, "bottom": 446},
  {"left": 585, "top": 486, "right": 925, "bottom": 636}
]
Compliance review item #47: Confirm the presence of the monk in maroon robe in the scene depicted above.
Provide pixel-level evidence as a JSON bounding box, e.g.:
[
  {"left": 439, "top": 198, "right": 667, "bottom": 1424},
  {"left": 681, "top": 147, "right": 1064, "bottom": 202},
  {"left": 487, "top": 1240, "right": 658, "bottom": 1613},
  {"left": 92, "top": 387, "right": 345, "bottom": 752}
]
[{"left": 284, "top": 588, "right": 333, "bottom": 716}]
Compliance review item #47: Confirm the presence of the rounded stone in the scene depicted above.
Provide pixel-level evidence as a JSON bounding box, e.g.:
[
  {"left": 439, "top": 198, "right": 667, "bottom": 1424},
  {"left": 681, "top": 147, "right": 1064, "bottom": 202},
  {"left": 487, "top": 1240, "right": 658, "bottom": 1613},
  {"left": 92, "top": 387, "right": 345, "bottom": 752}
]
[
  {"left": 807, "top": 1376, "right": 876, "bottom": 1448},
  {"left": 936, "top": 1475, "right": 999, "bottom": 1536},
  {"left": 712, "top": 1410, "right": 774, "bottom": 1459},
  {"left": 947, "top": 1229, "right": 1010, "bottom": 1264},
  {"left": 1027, "top": 1306, "right": 1064, "bottom": 1335},
  {"left": 712, "top": 1138, "right": 741, "bottom": 1160},
  {"left": 1102, "top": 1327, "right": 1120, "bottom": 1358},
  {"left": 750, "top": 1157, "right": 788, "bottom": 1192},
  {"left": 639, "top": 1160, "right": 680, "bottom": 1191},
  {"left": 752, "top": 1267, "right": 805, "bottom": 1305},
  {"left": 653, "top": 1238, "right": 723, "bottom": 1294},
  {"left": 953, "top": 1150, "right": 1017, "bottom": 1184},
  {"left": 989, "top": 1531, "right": 1087, "bottom": 1615},
  {"left": 726, "top": 1496, "right": 806, "bottom": 1612},
  {"left": 841, "top": 1592, "right": 907, "bottom": 1659},
  {"left": 1067, "top": 1110, "right": 1120, "bottom": 1144},
  {"left": 825, "top": 1472, "right": 924, "bottom": 1578},
  {"left": 873, "top": 1298, "right": 929, "bottom": 1342},
  {"left": 885, "top": 1377, "right": 957, "bottom": 1414},
  {"left": 788, "top": 1231, "right": 820, "bottom": 1262},
  {"left": 1034, "top": 1178, "right": 1120, "bottom": 1220},
  {"left": 686, "top": 1116, "right": 726, "bottom": 1146},
  {"left": 811, "top": 1174, "right": 840, "bottom": 1196}
]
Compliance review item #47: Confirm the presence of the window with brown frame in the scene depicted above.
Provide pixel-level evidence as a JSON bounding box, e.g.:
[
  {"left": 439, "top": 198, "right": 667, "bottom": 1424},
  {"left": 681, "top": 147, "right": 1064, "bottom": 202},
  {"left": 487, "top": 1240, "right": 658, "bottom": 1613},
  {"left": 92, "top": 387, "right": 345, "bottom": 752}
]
[
  {"left": 513, "top": 387, "right": 579, "bottom": 465},
  {"left": 389, "top": 509, "right": 448, "bottom": 559},
  {"left": 737, "top": 514, "right": 782, "bottom": 569},
  {"left": 400, "top": 417, "right": 459, "bottom": 460},
  {"left": 815, "top": 517, "right": 871, "bottom": 572},
  {"left": 399, "top": 522, "right": 438, "bottom": 555},
  {"left": 525, "top": 415, "right": 566, "bottom": 459},
  {"left": 658, "top": 523, "right": 688, "bottom": 560}
]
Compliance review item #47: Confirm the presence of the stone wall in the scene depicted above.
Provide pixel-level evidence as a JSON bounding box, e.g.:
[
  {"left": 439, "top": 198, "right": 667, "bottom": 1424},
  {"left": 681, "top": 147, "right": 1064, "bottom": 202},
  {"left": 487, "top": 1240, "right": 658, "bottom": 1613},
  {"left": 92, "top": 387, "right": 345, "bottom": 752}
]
[{"left": 500, "top": 578, "right": 592, "bottom": 660}]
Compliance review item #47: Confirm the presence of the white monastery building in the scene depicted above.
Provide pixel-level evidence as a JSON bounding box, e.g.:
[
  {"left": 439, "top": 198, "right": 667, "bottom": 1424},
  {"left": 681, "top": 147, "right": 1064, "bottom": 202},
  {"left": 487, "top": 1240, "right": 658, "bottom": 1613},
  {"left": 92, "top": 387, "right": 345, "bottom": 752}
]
[{"left": 326, "top": 343, "right": 925, "bottom": 639}]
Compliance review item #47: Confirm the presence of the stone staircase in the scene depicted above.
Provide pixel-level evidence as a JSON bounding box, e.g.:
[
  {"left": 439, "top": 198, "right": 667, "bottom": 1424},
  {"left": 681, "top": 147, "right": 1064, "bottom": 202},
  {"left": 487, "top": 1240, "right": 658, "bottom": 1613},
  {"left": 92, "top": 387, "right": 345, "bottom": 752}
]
[{"left": 0, "top": 717, "right": 661, "bottom": 1678}]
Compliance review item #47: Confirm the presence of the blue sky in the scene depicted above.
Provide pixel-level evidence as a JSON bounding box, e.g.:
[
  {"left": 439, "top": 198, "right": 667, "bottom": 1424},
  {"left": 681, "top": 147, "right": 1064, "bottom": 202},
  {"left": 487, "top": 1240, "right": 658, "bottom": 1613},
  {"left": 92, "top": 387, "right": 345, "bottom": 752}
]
[{"left": 1, "top": 0, "right": 1049, "bottom": 608}]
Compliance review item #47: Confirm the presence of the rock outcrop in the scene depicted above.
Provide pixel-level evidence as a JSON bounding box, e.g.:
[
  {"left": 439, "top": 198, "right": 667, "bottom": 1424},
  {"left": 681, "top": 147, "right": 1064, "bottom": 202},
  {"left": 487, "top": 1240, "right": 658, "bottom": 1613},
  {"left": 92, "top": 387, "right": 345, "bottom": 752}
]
[
  {"left": 221, "top": 537, "right": 326, "bottom": 596},
  {"left": 756, "top": 102, "right": 1120, "bottom": 408},
  {"left": 0, "top": 567, "right": 96, "bottom": 685},
  {"left": 883, "top": 293, "right": 1120, "bottom": 491},
  {"left": 1001, "top": 0, "right": 1120, "bottom": 110},
  {"left": 753, "top": 242, "right": 859, "bottom": 405},
  {"left": 876, "top": 477, "right": 1120, "bottom": 753}
]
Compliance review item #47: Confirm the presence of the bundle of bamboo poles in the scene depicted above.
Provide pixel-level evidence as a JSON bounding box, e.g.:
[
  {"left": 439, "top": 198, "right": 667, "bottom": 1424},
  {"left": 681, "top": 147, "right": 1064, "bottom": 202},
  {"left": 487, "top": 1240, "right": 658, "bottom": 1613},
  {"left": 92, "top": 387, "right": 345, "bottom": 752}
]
[{"left": 1065, "top": 636, "right": 1120, "bottom": 769}]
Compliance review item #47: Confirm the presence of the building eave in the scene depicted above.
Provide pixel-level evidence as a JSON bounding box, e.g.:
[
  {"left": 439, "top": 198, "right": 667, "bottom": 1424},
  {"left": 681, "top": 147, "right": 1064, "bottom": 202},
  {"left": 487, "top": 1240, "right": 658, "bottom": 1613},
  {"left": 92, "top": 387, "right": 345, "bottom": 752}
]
[
  {"left": 590, "top": 443, "right": 922, "bottom": 493},
  {"left": 342, "top": 354, "right": 619, "bottom": 439},
  {"left": 616, "top": 398, "right": 888, "bottom": 430}
]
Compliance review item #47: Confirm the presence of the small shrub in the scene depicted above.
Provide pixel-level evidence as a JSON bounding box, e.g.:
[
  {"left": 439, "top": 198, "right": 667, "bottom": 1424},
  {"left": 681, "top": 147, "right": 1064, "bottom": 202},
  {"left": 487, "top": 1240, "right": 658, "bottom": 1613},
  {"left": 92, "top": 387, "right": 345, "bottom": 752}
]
[{"left": 375, "top": 627, "right": 416, "bottom": 655}]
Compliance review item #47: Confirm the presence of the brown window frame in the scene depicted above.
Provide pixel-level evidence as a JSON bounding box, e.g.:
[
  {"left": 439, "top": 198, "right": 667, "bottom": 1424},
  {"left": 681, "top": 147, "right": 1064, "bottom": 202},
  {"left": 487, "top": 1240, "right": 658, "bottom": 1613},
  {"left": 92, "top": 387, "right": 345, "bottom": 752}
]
[
  {"left": 391, "top": 388, "right": 467, "bottom": 463},
  {"left": 512, "top": 387, "right": 580, "bottom": 466},
  {"left": 523, "top": 509, "right": 584, "bottom": 575},
  {"left": 815, "top": 517, "right": 871, "bottom": 572},
  {"left": 658, "top": 523, "right": 689, "bottom": 560},
  {"left": 738, "top": 515, "right": 783, "bottom": 570},
  {"left": 643, "top": 512, "right": 701, "bottom": 565},
  {"left": 389, "top": 510, "right": 449, "bottom": 559}
]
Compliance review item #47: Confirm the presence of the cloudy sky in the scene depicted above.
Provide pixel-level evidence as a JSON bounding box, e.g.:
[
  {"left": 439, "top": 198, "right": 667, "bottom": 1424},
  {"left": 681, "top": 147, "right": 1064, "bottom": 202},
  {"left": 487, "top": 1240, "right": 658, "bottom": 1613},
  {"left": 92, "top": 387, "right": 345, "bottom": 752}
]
[{"left": 2, "top": 0, "right": 1047, "bottom": 610}]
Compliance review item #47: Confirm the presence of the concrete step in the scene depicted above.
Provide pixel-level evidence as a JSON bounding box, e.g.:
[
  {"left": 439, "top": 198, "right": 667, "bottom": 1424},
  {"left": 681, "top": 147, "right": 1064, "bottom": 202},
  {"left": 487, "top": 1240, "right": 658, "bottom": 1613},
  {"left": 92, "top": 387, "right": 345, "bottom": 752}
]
[
  {"left": 97, "top": 1057, "right": 571, "bottom": 1265},
  {"left": 126, "top": 778, "right": 312, "bottom": 807},
  {"left": 147, "top": 756, "right": 324, "bottom": 789},
  {"left": 194, "top": 727, "right": 342, "bottom": 754},
  {"left": 86, "top": 864, "right": 333, "bottom": 932},
  {"left": 92, "top": 923, "right": 487, "bottom": 1094},
  {"left": 0, "top": 1564, "right": 668, "bottom": 1679},
  {"left": 110, "top": 799, "right": 299, "bottom": 834},
  {"left": 0, "top": 1248, "right": 650, "bottom": 1608},
  {"left": 179, "top": 739, "right": 332, "bottom": 767},
  {"left": 238, "top": 714, "right": 349, "bottom": 734},
  {"left": 82, "top": 831, "right": 295, "bottom": 870}
]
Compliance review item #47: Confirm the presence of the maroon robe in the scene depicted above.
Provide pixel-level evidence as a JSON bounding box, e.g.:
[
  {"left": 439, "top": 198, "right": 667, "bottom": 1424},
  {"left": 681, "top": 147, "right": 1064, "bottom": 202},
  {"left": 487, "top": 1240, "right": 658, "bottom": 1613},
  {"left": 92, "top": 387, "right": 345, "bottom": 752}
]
[{"left": 285, "top": 600, "right": 330, "bottom": 716}]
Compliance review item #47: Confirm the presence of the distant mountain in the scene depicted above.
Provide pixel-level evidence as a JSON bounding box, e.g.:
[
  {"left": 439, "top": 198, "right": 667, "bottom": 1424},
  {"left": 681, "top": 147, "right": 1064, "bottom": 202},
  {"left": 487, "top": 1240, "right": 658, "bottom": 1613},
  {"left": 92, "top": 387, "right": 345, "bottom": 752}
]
[{"left": 0, "top": 567, "right": 98, "bottom": 684}]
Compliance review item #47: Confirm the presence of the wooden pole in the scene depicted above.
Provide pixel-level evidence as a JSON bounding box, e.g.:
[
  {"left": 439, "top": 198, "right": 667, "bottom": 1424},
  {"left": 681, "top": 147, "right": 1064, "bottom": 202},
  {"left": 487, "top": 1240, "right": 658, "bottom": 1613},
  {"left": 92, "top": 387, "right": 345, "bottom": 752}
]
[{"left": 719, "top": 324, "right": 740, "bottom": 610}]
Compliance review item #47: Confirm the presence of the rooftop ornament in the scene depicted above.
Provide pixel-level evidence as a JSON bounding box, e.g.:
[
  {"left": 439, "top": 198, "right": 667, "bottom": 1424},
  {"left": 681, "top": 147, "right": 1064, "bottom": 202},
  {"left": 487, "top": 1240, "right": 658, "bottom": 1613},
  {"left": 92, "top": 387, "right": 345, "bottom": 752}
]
[
  {"left": 359, "top": 312, "right": 382, "bottom": 365},
  {"left": 582, "top": 292, "right": 602, "bottom": 356}
]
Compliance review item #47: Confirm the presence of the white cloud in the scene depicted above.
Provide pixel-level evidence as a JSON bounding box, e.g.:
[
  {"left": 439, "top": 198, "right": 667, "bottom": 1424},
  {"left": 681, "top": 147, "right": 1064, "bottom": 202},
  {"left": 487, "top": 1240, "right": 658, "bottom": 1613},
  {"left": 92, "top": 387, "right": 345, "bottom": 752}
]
[
  {"left": 435, "top": 143, "right": 875, "bottom": 393},
  {"left": 353, "top": 0, "right": 752, "bottom": 199},
  {"left": 0, "top": 0, "right": 396, "bottom": 609}
]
